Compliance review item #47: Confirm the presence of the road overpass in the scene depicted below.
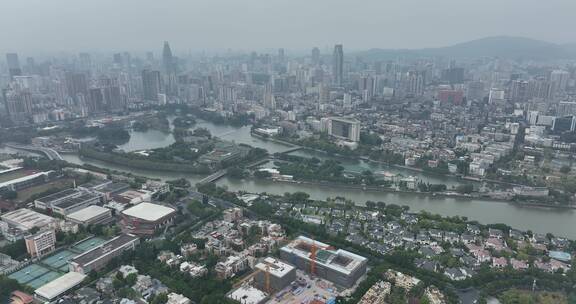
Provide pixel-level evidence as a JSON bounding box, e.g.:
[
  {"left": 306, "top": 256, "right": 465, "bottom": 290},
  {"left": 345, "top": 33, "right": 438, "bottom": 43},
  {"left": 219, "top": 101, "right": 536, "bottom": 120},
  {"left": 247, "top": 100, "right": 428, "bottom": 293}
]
[{"left": 5, "top": 144, "right": 64, "bottom": 161}]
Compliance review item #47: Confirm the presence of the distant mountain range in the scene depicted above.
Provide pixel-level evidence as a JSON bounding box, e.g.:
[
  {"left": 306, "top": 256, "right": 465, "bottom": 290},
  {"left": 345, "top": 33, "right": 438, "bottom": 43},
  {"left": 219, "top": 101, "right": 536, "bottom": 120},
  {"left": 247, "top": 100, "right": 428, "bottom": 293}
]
[{"left": 356, "top": 36, "right": 576, "bottom": 60}]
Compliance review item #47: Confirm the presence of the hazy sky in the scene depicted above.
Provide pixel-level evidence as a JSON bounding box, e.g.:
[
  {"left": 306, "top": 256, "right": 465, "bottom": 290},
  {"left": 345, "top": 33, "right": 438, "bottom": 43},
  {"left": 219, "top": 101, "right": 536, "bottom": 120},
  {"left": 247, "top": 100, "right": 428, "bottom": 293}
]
[{"left": 1, "top": 0, "right": 575, "bottom": 54}]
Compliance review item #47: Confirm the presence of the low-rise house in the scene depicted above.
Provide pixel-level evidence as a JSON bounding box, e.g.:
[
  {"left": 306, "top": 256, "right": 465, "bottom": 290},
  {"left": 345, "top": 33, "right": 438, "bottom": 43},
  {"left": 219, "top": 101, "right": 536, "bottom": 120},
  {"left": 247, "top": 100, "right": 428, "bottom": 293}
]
[
  {"left": 552, "top": 237, "right": 569, "bottom": 249},
  {"left": 415, "top": 258, "right": 440, "bottom": 272},
  {"left": 444, "top": 232, "right": 460, "bottom": 243},
  {"left": 460, "top": 234, "right": 476, "bottom": 244},
  {"left": 118, "top": 265, "right": 138, "bottom": 278},
  {"left": 510, "top": 258, "right": 529, "bottom": 271},
  {"left": 401, "top": 213, "right": 419, "bottom": 224},
  {"left": 467, "top": 224, "right": 481, "bottom": 235},
  {"left": 429, "top": 229, "right": 444, "bottom": 240},
  {"left": 461, "top": 255, "right": 480, "bottom": 268},
  {"left": 346, "top": 234, "right": 368, "bottom": 246},
  {"left": 508, "top": 229, "right": 524, "bottom": 240},
  {"left": 485, "top": 237, "right": 506, "bottom": 251},
  {"left": 180, "top": 262, "right": 208, "bottom": 278},
  {"left": 530, "top": 233, "right": 550, "bottom": 245},
  {"left": 387, "top": 221, "right": 401, "bottom": 230},
  {"left": 424, "top": 286, "right": 446, "bottom": 304},
  {"left": 134, "top": 275, "right": 169, "bottom": 301},
  {"left": 180, "top": 243, "right": 198, "bottom": 257},
  {"left": 215, "top": 254, "right": 249, "bottom": 279},
  {"left": 450, "top": 248, "right": 465, "bottom": 258},
  {"left": 402, "top": 231, "right": 415, "bottom": 242},
  {"left": 488, "top": 228, "right": 504, "bottom": 239},
  {"left": 367, "top": 242, "right": 391, "bottom": 255},
  {"left": 416, "top": 233, "right": 432, "bottom": 245},
  {"left": 383, "top": 235, "right": 403, "bottom": 248},
  {"left": 492, "top": 257, "right": 508, "bottom": 269},
  {"left": 534, "top": 259, "right": 570, "bottom": 273},
  {"left": 444, "top": 268, "right": 467, "bottom": 281},
  {"left": 467, "top": 246, "right": 491, "bottom": 263},
  {"left": 167, "top": 293, "right": 192, "bottom": 304},
  {"left": 95, "top": 277, "right": 113, "bottom": 294},
  {"left": 385, "top": 270, "right": 421, "bottom": 290}
]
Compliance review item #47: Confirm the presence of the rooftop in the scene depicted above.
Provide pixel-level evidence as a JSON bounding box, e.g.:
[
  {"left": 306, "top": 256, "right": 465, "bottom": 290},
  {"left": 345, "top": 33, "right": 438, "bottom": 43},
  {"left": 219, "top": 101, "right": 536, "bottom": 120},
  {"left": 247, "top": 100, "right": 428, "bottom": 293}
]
[
  {"left": 254, "top": 257, "right": 295, "bottom": 278},
  {"left": 35, "top": 188, "right": 78, "bottom": 204},
  {"left": 227, "top": 286, "right": 267, "bottom": 304},
  {"left": 34, "top": 271, "right": 86, "bottom": 300},
  {"left": 53, "top": 193, "right": 100, "bottom": 209},
  {"left": 122, "top": 202, "right": 176, "bottom": 222},
  {"left": 71, "top": 234, "right": 139, "bottom": 266},
  {"left": 66, "top": 205, "right": 111, "bottom": 222},
  {"left": 0, "top": 171, "right": 52, "bottom": 189},
  {"left": 1, "top": 208, "right": 55, "bottom": 230},
  {"left": 281, "top": 236, "right": 367, "bottom": 275}
]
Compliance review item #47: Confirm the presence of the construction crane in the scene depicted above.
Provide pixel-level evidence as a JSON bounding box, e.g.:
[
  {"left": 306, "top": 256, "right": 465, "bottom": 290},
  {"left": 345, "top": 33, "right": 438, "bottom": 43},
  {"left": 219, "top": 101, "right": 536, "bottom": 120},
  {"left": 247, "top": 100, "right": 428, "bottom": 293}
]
[
  {"left": 310, "top": 241, "right": 317, "bottom": 275},
  {"left": 309, "top": 240, "right": 334, "bottom": 276},
  {"left": 232, "top": 263, "right": 272, "bottom": 295},
  {"left": 265, "top": 264, "right": 271, "bottom": 294}
]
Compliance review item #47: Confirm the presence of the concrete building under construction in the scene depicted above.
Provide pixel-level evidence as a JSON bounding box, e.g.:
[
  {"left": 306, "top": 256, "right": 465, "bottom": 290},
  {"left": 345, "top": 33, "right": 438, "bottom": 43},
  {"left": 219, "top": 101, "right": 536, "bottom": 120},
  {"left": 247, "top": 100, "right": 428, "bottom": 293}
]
[
  {"left": 280, "top": 236, "right": 367, "bottom": 288},
  {"left": 253, "top": 257, "right": 296, "bottom": 293}
]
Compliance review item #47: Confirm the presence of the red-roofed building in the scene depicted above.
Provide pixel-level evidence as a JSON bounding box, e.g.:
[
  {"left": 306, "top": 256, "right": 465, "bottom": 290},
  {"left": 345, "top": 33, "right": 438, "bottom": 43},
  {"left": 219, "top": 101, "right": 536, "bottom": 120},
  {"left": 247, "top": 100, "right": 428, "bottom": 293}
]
[{"left": 11, "top": 291, "right": 34, "bottom": 304}]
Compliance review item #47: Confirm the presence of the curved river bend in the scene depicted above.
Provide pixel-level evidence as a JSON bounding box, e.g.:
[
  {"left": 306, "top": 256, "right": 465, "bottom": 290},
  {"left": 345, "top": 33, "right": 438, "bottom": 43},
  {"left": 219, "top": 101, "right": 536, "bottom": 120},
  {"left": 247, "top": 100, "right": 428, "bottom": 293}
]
[{"left": 4, "top": 119, "right": 573, "bottom": 238}]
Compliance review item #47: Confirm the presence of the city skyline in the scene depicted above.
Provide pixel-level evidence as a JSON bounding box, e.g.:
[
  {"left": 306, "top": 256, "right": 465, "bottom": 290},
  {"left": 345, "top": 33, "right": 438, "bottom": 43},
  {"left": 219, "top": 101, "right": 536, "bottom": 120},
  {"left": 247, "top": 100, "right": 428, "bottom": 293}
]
[{"left": 1, "top": 0, "right": 576, "bottom": 53}]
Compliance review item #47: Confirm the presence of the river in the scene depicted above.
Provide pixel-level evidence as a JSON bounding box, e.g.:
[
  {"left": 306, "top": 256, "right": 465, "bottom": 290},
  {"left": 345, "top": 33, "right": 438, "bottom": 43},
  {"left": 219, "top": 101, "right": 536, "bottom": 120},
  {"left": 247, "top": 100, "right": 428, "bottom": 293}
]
[{"left": 3, "top": 119, "right": 576, "bottom": 238}]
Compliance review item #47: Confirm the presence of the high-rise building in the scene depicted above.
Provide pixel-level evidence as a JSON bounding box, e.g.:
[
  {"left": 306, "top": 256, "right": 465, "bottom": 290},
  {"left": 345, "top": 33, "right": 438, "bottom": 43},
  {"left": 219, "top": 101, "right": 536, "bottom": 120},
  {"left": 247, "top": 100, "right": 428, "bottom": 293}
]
[
  {"left": 146, "top": 51, "right": 154, "bottom": 62},
  {"left": 278, "top": 48, "right": 285, "bottom": 63},
  {"left": 557, "top": 102, "right": 576, "bottom": 117},
  {"left": 162, "top": 42, "right": 178, "bottom": 96},
  {"left": 328, "top": 117, "right": 360, "bottom": 142},
  {"left": 162, "top": 41, "right": 175, "bottom": 74},
  {"left": 333, "top": 44, "right": 344, "bottom": 86},
  {"left": 78, "top": 53, "right": 91, "bottom": 70},
  {"left": 510, "top": 80, "right": 528, "bottom": 102},
  {"left": 442, "top": 67, "right": 464, "bottom": 84},
  {"left": 6, "top": 53, "right": 22, "bottom": 78},
  {"left": 88, "top": 78, "right": 124, "bottom": 113},
  {"left": 489, "top": 88, "right": 505, "bottom": 104},
  {"left": 311, "top": 47, "right": 320, "bottom": 65},
  {"left": 527, "top": 79, "right": 552, "bottom": 100},
  {"left": 3, "top": 89, "right": 33, "bottom": 118},
  {"left": 550, "top": 70, "right": 570, "bottom": 96},
  {"left": 467, "top": 81, "right": 485, "bottom": 101},
  {"left": 407, "top": 71, "right": 425, "bottom": 96},
  {"left": 65, "top": 72, "right": 88, "bottom": 103},
  {"left": 142, "top": 69, "right": 162, "bottom": 102}
]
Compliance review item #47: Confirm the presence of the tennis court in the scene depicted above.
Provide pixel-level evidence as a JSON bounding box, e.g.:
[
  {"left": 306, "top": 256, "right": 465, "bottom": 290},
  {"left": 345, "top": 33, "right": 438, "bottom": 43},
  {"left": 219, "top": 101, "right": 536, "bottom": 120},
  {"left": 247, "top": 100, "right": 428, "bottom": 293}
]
[
  {"left": 40, "top": 249, "right": 77, "bottom": 271},
  {"left": 27, "top": 270, "right": 63, "bottom": 289},
  {"left": 8, "top": 263, "right": 62, "bottom": 288},
  {"left": 72, "top": 236, "right": 107, "bottom": 252}
]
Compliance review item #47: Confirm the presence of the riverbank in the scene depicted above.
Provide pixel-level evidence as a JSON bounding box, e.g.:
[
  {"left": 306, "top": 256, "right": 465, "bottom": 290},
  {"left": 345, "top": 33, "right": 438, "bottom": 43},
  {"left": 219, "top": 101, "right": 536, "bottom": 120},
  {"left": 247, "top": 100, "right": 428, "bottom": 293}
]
[
  {"left": 264, "top": 134, "right": 527, "bottom": 189},
  {"left": 79, "top": 147, "right": 211, "bottom": 174},
  {"left": 259, "top": 177, "right": 576, "bottom": 210}
]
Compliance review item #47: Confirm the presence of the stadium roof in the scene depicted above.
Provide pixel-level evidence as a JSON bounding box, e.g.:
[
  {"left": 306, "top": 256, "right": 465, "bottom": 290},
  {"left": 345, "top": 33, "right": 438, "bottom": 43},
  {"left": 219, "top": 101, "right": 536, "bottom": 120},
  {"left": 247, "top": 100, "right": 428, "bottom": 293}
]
[{"left": 122, "top": 202, "right": 176, "bottom": 222}]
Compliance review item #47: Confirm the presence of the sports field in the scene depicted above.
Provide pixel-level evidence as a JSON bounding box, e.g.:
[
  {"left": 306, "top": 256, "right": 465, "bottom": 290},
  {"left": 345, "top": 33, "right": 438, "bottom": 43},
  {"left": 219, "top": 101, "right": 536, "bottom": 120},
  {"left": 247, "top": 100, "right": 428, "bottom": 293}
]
[
  {"left": 71, "top": 236, "right": 107, "bottom": 252},
  {"left": 8, "top": 263, "right": 63, "bottom": 289},
  {"left": 40, "top": 249, "right": 77, "bottom": 272},
  {"left": 7, "top": 236, "right": 109, "bottom": 289}
]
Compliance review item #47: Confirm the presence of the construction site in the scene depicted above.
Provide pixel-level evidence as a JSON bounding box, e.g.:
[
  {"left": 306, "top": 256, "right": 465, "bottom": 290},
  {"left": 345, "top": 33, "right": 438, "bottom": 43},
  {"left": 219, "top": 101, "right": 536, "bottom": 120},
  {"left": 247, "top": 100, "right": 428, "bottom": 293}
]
[{"left": 227, "top": 235, "right": 366, "bottom": 304}]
